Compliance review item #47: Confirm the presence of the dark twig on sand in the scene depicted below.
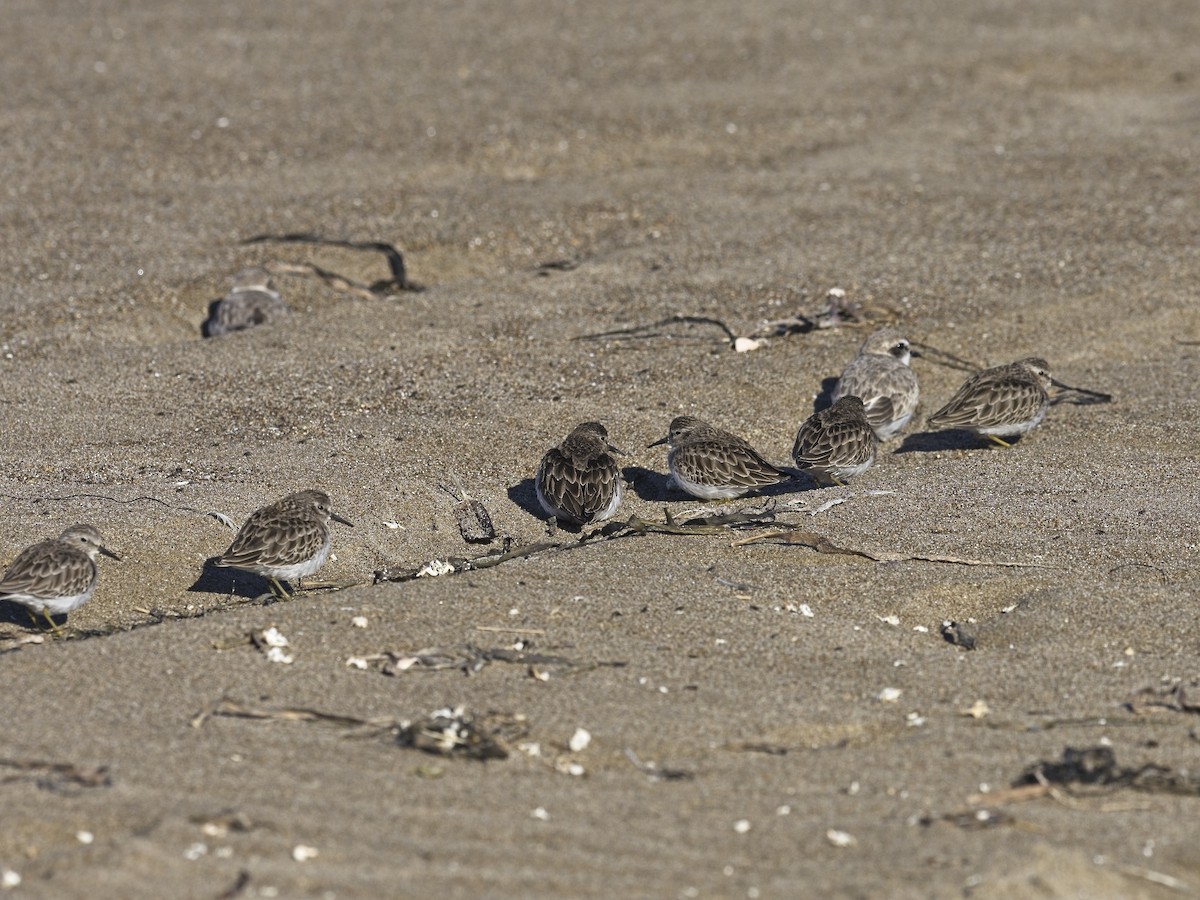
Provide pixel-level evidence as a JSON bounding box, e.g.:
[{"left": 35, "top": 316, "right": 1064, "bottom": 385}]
[
  {"left": 1048, "top": 377, "right": 1113, "bottom": 405},
  {"left": 266, "top": 261, "right": 382, "bottom": 300},
  {"left": 243, "top": 232, "right": 425, "bottom": 295},
  {"left": 372, "top": 510, "right": 783, "bottom": 585},
  {"left": 908, "top": 341, "right": 983, "bottom": 373},
  {"left": 0, "top": 491, "right": 224, "bottom": 520},
  {"left": 216, "top": 871, "right": 252, "bottom": 900},
  {"left": 572, "top": 288, "right": 868, "bottom": 352},
  {"left": 534, "top": 258, "right": 581, "bottom": 274},
  {"left": 1124, "top": 680, "right": 1200, "bottom": 716},
  {"left": 574, "top": 315, "right": 739, "bottom": 349},
  {"left": 373, "top": 504, "right": 1051, "bottom": 591},
  {"left": 732, "top": 528, "right": 1055, "bottom": 569},
  {"left": 624, "top": 747, "right": 695, "bottom": 782}
]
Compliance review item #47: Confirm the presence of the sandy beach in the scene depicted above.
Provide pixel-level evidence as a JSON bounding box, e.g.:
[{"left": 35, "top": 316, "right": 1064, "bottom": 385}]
[{"left": 1, "top": 1, "right": 1199, "bottom": 896}]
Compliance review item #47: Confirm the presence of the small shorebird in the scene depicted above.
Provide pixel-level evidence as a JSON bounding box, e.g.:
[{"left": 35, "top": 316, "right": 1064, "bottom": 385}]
[
  {"left": 792, "top": 396, "right": 878, "bottom": 486},
  {"left": 203, "top": 267, "right": 290, "bottom": 337},
  {"left": 535, "top": 422, "right": 625, "bottom": 525},
  {"left": 832, "top": 328, "right": 920, "bottom": 441},
  {"left": 648, "top": 415, "right": 793, "bottom": 500},
  {"left": 214, "top": 490, "right": 353, "bottom": 598},
  {"left": 0, "top": 524, "right": 119, "bottom": 632},
  {"left": 927, "top": 357, "right": 1053, "bottom": 447}
]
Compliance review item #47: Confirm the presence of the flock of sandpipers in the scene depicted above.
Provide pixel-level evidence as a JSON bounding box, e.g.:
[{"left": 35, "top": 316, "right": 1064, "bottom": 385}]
[
  {"left": 535, "top": 330, "right": 1052, "bottom": 523},
  {"left": 0, "top": 311, "right": 1056, "bottom": 634}
]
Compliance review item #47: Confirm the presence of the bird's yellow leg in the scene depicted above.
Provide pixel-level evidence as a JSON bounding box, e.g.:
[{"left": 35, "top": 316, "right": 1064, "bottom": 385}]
[
  {"left": 985, "top": 435, "right": 1014, "bottom": 448},
  {"left": 39, "top": 609, "right": 63, "bottom": 636}
]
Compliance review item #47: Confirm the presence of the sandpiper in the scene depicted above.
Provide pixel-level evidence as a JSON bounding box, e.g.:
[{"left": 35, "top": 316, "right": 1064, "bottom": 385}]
[{"left": 213, "top": 490, "right": 353, "bottom": 598}]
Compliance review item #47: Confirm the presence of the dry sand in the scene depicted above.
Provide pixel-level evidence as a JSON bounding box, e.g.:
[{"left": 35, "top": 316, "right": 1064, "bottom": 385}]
[{"left": 2, "top": 1, "right": 1199, "bottom": 897}]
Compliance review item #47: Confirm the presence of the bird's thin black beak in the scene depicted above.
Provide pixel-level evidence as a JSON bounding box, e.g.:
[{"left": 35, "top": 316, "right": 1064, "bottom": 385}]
[
  {"left": 332, "top": 512, "right": 355, "bottom": 528},
  {"left": 101, "top": 546, "right": 122, "bottom": 562},
  {"left": 646, "top": 436, "right": 669, "bottom": 449},
  {"left": 607, "top": 443, "right": 627, "bottom": 456}
]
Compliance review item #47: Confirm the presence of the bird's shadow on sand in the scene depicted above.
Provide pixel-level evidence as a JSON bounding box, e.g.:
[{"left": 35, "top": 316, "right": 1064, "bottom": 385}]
[
  {"left": 186, "top": 559, "right": 275, "bottom": 598},
  {"left": 510, "top": 466, "right": 816, "bottom": 521},
  {"left": 507, "top": 478, "right": 545, "bottom": 520},
  {"left": 0, "top": 600, "right": 60, "bottom": 632},
  {"left": 623, "top": 466, "right": 677, "bottom": 502},
  {"left": 200, "top": 299, "right": 223, "bottom": 338},
  {"left": 507, "top": 478, "right": 613, "bottom": 534},
  {"left": 812, "top": 376, "right": 838, "bottom": 415},
  {"left": 623, "top": 465, "right": 816, "bottom": 501},
  {"left": 894, "top": 430, "right": 1001, "bottom": 454}
]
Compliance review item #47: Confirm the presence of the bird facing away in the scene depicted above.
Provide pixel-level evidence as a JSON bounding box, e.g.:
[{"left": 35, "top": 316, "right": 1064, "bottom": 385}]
[
  {"left": 213, "top": 490, "right": 353, "bottom": 598},
  {"left": 832, "top": 328, "right": 920, "bottom": 441},
  {"left": 792, "top": 396, "right": 879, "bottom": 486},
  {"left": 535, "top": 422, "right": 625, "bottom": 526},
  {"left": 648, "top": 415, "right": 794, "bottom": 500},
  {"left": 0, "top": 524, "right": 119, "bottom": 632},
  {"left": 203, "top": 267, "right": 290, "bottom": 337},
  {"left": 926, "top": 357, "right": 1053, "bottom": 447}
]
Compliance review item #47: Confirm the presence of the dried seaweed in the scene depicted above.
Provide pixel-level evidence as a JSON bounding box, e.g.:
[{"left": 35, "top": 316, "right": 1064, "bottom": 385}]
[
  {"left": 940, "top": 620, "right": 977, "bottom": 650},
  {"left": 371, "top": 507, "right": 1049, "bottom": 595},
  {"left": 0, "top": 632, "right": 46, "bottom": 652},
  {"left": 623, "top": 748, "right": 695, "bottom": 782},
  {"left": 373, "top": 510, "right": 780, "bottom": 584},
  {"left": 1015, "top": 745, "right": 1200, "bottom": 797},
  {"left": 933, "top": 744, "right": 1200, "bottom": 832},
  {"left": 190, "top": 698, "right": 521, "bottom": 761},
  {"left": 1124, "top": 680, "right": 1200, "bottom": 716},
  {"left": 0, "top": 758, "right": 112, "bottom": 792},
  {"left": 571, "top": 288, "right": 870, "bottom": 352},
  {"left": 730, "top": 528, "right": 876, "bottom": 559},
  {"left": 731, "top": 528, "right": 1055, "bottom": 569},
  {"left": 396, "top": 707, "right": 518, "bottom": 760},
  {"left": 741, "top": 288, "right": 866, "bottom": 341},
  {"left": 373, "top": 643, "right": 626, "bottom": 678}
]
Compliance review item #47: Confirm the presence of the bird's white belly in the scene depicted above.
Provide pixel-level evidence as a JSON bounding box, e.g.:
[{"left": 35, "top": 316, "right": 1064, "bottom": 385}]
[
  {"left": 4, "top": 584, "right": 96, "bottom": 616},
  {"left": 258, "top": 537, "right": 331, "bottom": 580},
  {"left": 670, "top": 469, "right": 748, "bottom": 500},
  {"left": 975, "top": 404, "right": 1047, "bottom": 437}
]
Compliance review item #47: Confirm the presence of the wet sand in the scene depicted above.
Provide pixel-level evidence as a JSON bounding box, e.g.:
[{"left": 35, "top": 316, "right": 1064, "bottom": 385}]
[{"left": 2, "top": 1, "right": 1199, "bottom": 897}]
